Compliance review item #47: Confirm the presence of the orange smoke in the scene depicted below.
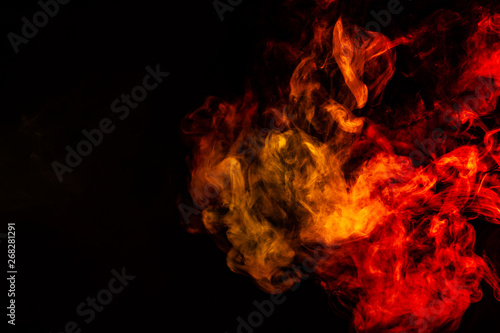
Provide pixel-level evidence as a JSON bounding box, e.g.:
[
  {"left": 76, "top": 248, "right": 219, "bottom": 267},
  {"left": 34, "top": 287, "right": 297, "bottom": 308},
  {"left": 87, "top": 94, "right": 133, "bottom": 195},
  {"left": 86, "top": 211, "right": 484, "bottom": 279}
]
[{"left": 182, "top": 2, "right": 500, "bottom": 332}]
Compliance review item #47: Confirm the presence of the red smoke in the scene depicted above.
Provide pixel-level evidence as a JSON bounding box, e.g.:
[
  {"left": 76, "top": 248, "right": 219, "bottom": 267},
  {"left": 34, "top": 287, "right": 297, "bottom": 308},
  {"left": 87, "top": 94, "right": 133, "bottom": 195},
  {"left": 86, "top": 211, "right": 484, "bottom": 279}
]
[{"left": 182, "top": 1, "right": 500, "bottom": 332}]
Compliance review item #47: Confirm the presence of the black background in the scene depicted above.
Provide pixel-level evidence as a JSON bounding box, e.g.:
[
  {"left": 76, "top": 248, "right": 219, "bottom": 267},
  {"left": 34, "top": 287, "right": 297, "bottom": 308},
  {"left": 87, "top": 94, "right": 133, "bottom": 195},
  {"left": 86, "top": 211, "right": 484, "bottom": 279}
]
[{"left": 1, "top": 0, "right": 500, "bottom": 332}]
